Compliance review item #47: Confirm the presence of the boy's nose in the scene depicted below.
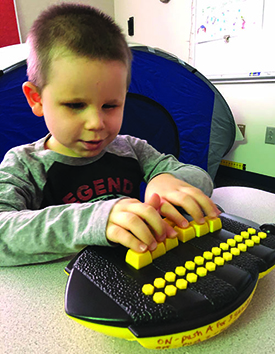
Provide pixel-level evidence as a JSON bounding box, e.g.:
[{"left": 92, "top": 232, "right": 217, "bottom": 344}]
[{"left": 84, "top": 110, "right": 104, "bottom": 130}]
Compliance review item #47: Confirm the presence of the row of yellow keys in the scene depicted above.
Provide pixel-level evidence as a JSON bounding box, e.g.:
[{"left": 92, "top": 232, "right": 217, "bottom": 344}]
[
  {"left": 125, "top": 217, "right": 222, "bottom": 270},
  {"left": 125, "top": 217, "right": 268, "bottom": 305}
]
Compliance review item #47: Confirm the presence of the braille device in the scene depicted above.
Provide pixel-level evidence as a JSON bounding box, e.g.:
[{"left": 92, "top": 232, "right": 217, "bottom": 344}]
[{"left": 64, "top": 213, "right": 275, "bottom": 349}]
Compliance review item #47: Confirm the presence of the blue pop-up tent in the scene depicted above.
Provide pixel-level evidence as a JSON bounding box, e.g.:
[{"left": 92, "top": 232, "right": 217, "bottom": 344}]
[{"left": 0, "top": 44, "right": 235, "bottom": 180}]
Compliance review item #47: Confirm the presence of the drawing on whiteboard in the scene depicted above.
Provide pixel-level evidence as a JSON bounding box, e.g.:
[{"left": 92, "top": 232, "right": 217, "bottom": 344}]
[
  {"left": 241, "top": 16, "right": 246, "bottom": 29},
  {"left": 197, "top": 25, "right": 207, "bottom": 34},
  {"left": 193, "top": 0, "right": 275, "bottom": 79},
  {"left": 223, "top": 34, "right": 230, "bottom": 43},
  {"left": 196, "top": 0, "right": 264, "bottom": 44}
]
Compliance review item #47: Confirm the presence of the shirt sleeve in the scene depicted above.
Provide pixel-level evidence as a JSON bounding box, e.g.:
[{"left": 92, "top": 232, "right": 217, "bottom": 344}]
[
  {"left": 123, "top": 135, "right": 214, "bottom": 197},
  {"left": 0, "top": 150, "right": 119, "bottom": 266},
  {"left": 0, "top": 136, "right": 214, "bottom": 266}
]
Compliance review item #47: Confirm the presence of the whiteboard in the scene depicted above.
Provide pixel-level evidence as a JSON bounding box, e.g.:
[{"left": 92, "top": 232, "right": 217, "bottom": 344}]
[{"left": 194, "top": 0, "right": 275, "bottom": 80}]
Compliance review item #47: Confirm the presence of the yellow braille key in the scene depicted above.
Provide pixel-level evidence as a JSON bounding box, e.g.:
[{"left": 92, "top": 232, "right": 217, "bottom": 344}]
[
  {"left": 151, "top": 242, "right": 166, "bottom": 260},
  {"left": 176, "top": 278, "right": 188, "bottom": 290},
  {"left": 142, "top": 284, "right": 155, "bottom": 296},
  {"left": 251, "top": 235, "right": 260, "bottom": 244},
  {"left": 234, "top": 235, "right": 243, "bottom": 243},
  {"left": 164, "top": 285, "right": 177, "bottom": 296},
  {"left": 153, "top": 292, "right": 166, "bottom": 304},
  {"left": 125, "top": 249, "right": 152, "bottom": 270},
  {"left": 175, "top": 225, "right": 195, "bottom": 243},
  {"left": 185, "top": 261, "right": 196, "bottom": 271},
  {"left": 258, "top": 232, "right": 267, "bottom": 239},
  {"left": 190, "top": 220, "right": 210, "bottom": 237},
  {"left": 238, "top": 243, "right": 247, "bottom": 252},
  {"left": 212, "top": 247, "right": 221, "bottom": 256},
  {"left": 164, "top": 237, "right": 179, "bottom": 251},
  {"left": 205, "top": 217, "right": 222, "bottom": 232},
  {"left": 194, "top": 256, "right": 205, "bottom": 266},
  {"left": 205, "top": 261, "right": 216, "bottom": 272},
  {"left": 214, "top": 257, "right": 225, "bottom": 266},
  {"left": 220, "top": 243, "right": 229, "bottom": 251},
  {"left": 223, "top": 252, "right": 233, "bottom": 261},
  {"left": 154, "top": 278, "right": 166, "bottom": 289},
  {"left": 164, "top": 272, "right": 176, "bottom": 282},
  {"left": 241, "top": 231, "right": 250, "bottom": 239},
  {"left": 186, "top": 273, "right": 198, "bottom": 283},
  {"left": 245, "top": 239, "right": 255, "bottom": 247},
  {"left": 230, "top": 247, "right": 241, "bottom": 256},
  {"left": 227, "top": 239, "right": 236, "bottom": 247},
  {"left": 247, "top": 228, "right": 256, "bottom": 235},
  {"left": 203, "top": 251, "right": 213, "bottom": 260},
  {"left": 196, "top": 267, "right": 207, "bottom": 277},
  {"left": 175, "top": 266, "right": 186, "bottom": 276}
]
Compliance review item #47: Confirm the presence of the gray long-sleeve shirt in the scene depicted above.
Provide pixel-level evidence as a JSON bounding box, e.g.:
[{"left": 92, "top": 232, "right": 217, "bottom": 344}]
[{"left": 0, "top": 134, "right": 213, "bottom": 266}]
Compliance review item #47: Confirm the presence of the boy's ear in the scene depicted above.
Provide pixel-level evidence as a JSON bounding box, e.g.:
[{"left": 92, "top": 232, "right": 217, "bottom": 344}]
[{"left": 22, "top": 82, "right": 44, "bottom": 117}]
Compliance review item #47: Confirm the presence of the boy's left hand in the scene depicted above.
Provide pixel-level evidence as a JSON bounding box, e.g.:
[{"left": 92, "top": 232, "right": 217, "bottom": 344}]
[{"left": 145, "top": 173, "right": 220, "bottom": 228}]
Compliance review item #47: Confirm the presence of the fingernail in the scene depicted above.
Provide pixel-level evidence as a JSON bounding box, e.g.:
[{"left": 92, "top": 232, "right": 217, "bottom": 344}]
[
  {"left": 210, "top": 211, "right": 221, "bottom": 218},
  {"left": 180, "top": 220, "right": 189, "bottom": 228},
  {"left": 148, "top": 241, "right": 157, "bottom": 251},
  {"left": 158, "top": 234, "right": 166, "bottom": 242},
  {"left": 168, "top": 229, "right": 178, "bottom": 238},
  {"left": 139, "top": 244, "right": 148, "bottom": 252}
]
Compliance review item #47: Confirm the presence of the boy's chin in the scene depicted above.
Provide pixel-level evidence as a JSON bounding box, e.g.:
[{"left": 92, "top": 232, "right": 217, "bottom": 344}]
[{"left": 48, "top": 141, "right": 105, "bottom": 158}]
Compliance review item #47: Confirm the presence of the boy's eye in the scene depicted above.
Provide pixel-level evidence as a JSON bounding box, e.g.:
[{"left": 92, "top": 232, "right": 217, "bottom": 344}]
[
  {"left": 64, "top": 102, "right": 86, "bottom": 110},
  {"left": 102, "top": 104, "right": 117, "bottom": 110}
]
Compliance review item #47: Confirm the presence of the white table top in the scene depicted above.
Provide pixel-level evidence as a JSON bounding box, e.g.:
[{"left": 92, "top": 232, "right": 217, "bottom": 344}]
[
  {"left": 212, "top": 186, "right": 275, "bottom": 224},
  {"left": 1, "top": 258, "right": 275, "bottom": 354},
  {"left": 1, "top": 187, "right": 275, "bottom": 353}
]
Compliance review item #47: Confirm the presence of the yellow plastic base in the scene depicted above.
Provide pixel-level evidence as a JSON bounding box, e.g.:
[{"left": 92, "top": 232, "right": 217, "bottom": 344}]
[
  {"left": 67, "top": 284, "right": 257, "bottom": 349},
  {"left": 259, "top": 264, "right": 275, "bottom": 279}
]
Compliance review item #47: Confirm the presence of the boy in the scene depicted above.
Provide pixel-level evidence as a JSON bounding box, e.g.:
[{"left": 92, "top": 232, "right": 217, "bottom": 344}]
[{"left": 0, "top": 3, "right": 219, "bottom": 266}]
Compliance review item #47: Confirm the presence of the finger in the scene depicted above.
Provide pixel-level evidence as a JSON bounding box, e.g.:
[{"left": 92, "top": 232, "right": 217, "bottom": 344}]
[
  {"left": 166, "top": 189, "right": 220, "bottom": 224},
  {"left": 164, "top": 221, "right": 179, "bottom": 238},
  {"left": 109, "top": 211, "right": 158, "bottom": 250},
  {"left": 145, "top": 193, "right": 173, "bottom": 241},
  {"left": 200, "top": 198, "right": 221, "bottom": 219},
  {"left": 145, "top": 193, "right": 161, "bottom": 212},
  {"left": 182, "top": 191, "right": 221, "bottom": 220},
  {"left": 165, "top": 191, "right": 206, "bottom": 224},
  {"left": 120, "top": 202, "right": 167, "bottom": 239},
  {"left": 159, "top": 198, "right": 189, "bottom": 228},
  {"left": 107, "top": 224, "right": 149, "bottom": 253}
]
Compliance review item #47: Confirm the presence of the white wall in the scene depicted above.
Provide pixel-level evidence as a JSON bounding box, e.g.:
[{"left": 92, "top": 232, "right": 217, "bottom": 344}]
[
  {"left": 216, "top": 82, "right": 275, "bottom": 177},
  {"left": 114, "top": 0, "right": 191, "bottom": 63},
  {"left": 15, "top": 0, "right": 114, "bottom": 42},
  {"left": 114, "top": 0, "right": 275, "bottom": 179}
]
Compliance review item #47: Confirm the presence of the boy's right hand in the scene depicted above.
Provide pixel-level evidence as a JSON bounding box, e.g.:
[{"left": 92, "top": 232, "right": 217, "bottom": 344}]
[{"left": 106, "top": 195, "right": 178, "bottom": 253}]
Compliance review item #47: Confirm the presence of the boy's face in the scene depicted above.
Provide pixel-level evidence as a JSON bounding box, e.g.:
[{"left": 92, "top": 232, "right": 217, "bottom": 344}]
[{"left": 38, "top": 55, "right": 128, "bottom": 157}]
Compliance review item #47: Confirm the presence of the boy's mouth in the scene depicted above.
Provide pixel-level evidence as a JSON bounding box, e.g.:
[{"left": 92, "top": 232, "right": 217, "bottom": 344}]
[{"left": 80, "top": 139, "right": 104, "bottom": 151}]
